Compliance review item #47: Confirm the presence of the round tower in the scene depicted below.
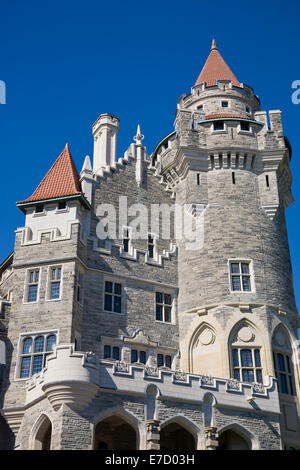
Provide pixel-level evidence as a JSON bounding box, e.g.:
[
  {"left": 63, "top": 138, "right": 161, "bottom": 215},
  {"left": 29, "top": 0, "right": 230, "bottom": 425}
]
[{"left": 152, "top": 40, "right": 300, "bottom": 449}]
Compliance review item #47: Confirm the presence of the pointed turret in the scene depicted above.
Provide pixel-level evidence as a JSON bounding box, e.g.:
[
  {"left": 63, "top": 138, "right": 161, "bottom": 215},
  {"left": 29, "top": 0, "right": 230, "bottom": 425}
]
[
  {"left": 195, "top": 40, "right": 240, "bottom": 87},
  {"left": 17, "top": 144, "right": 90, "bottom": 210}
]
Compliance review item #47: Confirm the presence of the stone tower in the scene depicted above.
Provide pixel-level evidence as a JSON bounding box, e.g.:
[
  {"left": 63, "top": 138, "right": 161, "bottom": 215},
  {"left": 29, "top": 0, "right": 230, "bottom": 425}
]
[{"left": 0, "top": 41, "right": 299, "bottom": 450}]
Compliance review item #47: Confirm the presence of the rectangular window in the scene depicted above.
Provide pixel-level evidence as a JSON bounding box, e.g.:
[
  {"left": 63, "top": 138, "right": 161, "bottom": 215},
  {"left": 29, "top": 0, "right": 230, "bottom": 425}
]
[
  {"left": 35, "top": 204, "right": 44, "bottom": 213},
  {"left": 123, "top": 228, "right": 130, "bottom": 253},
  {"left": 148, "top": 235, "right": 154, "bottom": 259},
  {"left": 213, "top": 121, "right": 224, "bottom": 131},
  {"left": 157, "top": 354, "right": 172, "bottom": 369},
  {"left": 57, "top": 201, "right": 66, "bottom": 210},
  {"left": 26, "top": 269, "right": 40, "bottom": 303},
  {"left": 103, "top": 345, "right": 120, "bottom": 361},
  {"left": 104, "top": 281, "right": 123, "bottom": 314},
  {"left": 156, "top": 292, "right": 172, "bottom": 323},
  {"left": 131, "top": 349, "right": 147, "bottom": 364},
  {"left": 240, "top": 121, "right": 250, "bottom": 132},
  {"left": 232, "top": 348, "right": 262, "bottom": 383},
  {"left": 230, "top": 261, "right": 252, "bottom": 292},
  {"left": 221, "top": 101, "right": 229, "bottom": 108},
  {"left": 48, "top": 266, "right": 62, "bottom": 300},
  {"left": 76, "top": 272, "right": 84, "bottom": 304}
]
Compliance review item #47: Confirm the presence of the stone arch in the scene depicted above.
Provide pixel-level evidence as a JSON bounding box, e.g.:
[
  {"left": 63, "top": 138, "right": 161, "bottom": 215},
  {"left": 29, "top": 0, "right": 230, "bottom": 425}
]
[
  {"left": 160, "top": 415, "right": 200, "bottom": 450},
  {"left": 93, "top": 407, "right": 146, "bottom": 450},
  {"left": 189, "top": 321, "right": 220, "bottom": 376},
  {"left": 217, "top": 423, "right": 258, "bottom": 450},
  {"left": 30, "top": 413, "right": 52, "bottom": 450},
  {"left": 227, "top": 318, "right": 266, "bottom": 383}
]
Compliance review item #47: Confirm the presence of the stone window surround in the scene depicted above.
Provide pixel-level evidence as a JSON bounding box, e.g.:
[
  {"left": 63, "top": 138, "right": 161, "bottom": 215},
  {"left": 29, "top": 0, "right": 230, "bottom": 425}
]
[
  {"left": 228, "top": 259, "right": 256, "bottom": 294},
  {"left": 15, "top": 328, "right": 59, "bottom": 381},
  {"left": 155, "top": 288, "right": 176, "bottom": 325},
  {"left": 103, "top": 277, "right": 125, "bottom": 315},
  {"left": 237, "top": 121, "right": 253, "bottom": 135},
  {"left": 23, "top": 267, "right": 41, "bottom": 305},
  {"left": 221, "top": 99, "right": 230, "bottom": 109},
  {"left": 231, "top": 346, "right": 263, "bottom": 384},
  {"left": 210, "top": 121, "right": 227, "bottom": 135},
  {"left": 45, "top": 264, "right": 63, "bottom": 302}
]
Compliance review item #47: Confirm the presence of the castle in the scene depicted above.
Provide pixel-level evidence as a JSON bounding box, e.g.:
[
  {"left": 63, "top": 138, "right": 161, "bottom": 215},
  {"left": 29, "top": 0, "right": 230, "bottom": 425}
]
[{"left": 0, "top": 40, "right": 299, "bottom": 450}]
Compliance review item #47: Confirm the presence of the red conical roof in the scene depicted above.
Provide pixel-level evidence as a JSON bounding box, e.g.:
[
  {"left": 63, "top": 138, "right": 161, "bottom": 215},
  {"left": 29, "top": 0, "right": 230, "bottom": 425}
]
[
  {"left": 17, "top": 143, "right": 82, "bottom": 204},
  {"left": 195, "top": 40, "right": 240, "bottom": 87}
]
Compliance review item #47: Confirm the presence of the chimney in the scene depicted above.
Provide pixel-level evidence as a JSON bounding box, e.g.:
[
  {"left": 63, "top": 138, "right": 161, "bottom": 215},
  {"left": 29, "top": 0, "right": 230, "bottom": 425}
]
[{"left": 92, "top": 113, "right": 120, "bottom": 174}]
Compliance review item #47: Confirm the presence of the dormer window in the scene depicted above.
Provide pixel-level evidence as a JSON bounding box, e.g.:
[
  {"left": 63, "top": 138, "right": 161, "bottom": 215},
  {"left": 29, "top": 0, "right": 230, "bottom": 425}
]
[
  {"left": 35, "top": 204, "right": 44, "bottom": 214},
  {"left": 213, "top": 121, "right": 225, "bottom": 131}
]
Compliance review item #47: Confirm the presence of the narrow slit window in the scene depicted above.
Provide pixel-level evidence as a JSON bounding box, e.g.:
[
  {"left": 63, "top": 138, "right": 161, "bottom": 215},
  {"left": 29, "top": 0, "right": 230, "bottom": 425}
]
[
  {"left": 232, "top": 172, "right": 235, "bottom": 184},
  {"left": 148, "top": 235, "right": 154, "bottom": 259},
  {"left": 266, "top": 175, "right": 270, "bottom": 187}
]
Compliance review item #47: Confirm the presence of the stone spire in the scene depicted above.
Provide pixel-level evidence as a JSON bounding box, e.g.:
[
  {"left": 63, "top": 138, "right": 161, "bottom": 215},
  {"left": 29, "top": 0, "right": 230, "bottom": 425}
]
[{"left": 194, "top": 40, "right": 240, "bottom": 87}]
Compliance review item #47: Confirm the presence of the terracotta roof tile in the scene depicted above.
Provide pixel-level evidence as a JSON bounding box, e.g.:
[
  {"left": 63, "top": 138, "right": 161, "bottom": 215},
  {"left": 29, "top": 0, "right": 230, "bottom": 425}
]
[
  {"left": 205, "top": 113, "right": 251, "bottom": 120},
  {"left": 195, "top": 40, "right": 240, "bottom": 87},
  {"left": 17, "top": 143, "right": 82, "bottom": 204}
]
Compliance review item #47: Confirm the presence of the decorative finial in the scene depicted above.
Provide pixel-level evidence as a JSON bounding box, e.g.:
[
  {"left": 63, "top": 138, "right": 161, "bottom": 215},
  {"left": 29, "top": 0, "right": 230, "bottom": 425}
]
[
  {"left": 133, "top": 124, "right": 144, "bottom": 145},
  {"left": 211, "top": 39, "right": 218, "bottom": 51}
]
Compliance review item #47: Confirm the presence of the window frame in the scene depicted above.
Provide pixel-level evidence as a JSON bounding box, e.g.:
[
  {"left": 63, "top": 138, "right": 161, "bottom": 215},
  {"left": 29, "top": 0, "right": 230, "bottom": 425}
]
[
  {"left": 46, "top": 265, "right": 63, "bottom": 301},
  {"left": 228, "top": 259, "right": 255, "bottom": 293},
  {"left": 103, "top": 344, "right": 121, "bottom": 361},
  {"left": 16, "top": 330, "right": 59, "bottom": 381},
  {"left": 103, "top": 278, "right": 125, "bottom": 315},
  {"left": 155, "top": 290, "right": 174, "bottom": 324},
  {"left": 273, "top": 350, "right": 296, "bottom": 396},
  {"left": 157, "top": 353, "right": 172, "bottom": 369},
  {"left": 231, "top": 347, "right": 263, "bottom": 384},
  {"left": 237, "top": 121, "right": 253, "bottom": 135},
  {"left": 130, "top": 348, "right": 147, "bottom": 365},
  {"left": 75, "top": 270, "right": 84, "bottom": 305},
  {"left": 24, "top": 268, "right": 41, "bottom": 304},
  {"left": 211, "top": 121, "right": 227, "bottom": 134}
]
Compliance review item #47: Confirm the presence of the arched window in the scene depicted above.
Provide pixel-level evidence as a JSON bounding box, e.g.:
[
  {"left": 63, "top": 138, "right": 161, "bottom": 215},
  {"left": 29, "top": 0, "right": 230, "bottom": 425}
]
[
  {"left": 32, "top": 415, "right": 52, "bottom": 450},
  {"left": 19, "top": 332, "right": 57, "bottom": 378},
  {"left": 272, "top": 326, "right": 296, "bottom": 396},
  {"left": 229, "top": 322, "right": 263, "bottom": 383}
]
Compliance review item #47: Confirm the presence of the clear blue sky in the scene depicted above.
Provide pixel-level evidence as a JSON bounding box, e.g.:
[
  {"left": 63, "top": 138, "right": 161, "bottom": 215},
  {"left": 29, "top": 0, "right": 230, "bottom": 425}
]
[{"left": 1, "top": 0, "right": 300, "bottom": 310}]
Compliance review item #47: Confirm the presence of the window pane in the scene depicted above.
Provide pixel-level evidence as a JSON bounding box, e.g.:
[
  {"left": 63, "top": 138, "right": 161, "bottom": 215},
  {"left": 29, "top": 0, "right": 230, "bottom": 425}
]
[
  {"left": 156, "top": 305, "right": 163, "bottom": 321},
  {"left": 34, "top": 336, "right": 44, "bottom": 353},
  {"left": 57, "top": 268, "right": 61, "bottom": 280},
  {"left": 104, "top": 345, "right": 111, "bottom": 359},
  {"left": 114, "top": 296, "right": 122, "bottom": 313},
  {"left": 149, "top": 245, "right": 154, "bottom": 258},
  {"left": 113, "top": 347, "right": 120, "bottom": 360},
  {"left": 23, "top": 337, "right": 32, "bottom": 354},
  {"left": 256, "top": 369, "right": 262, "bottom": 383},
  {"left": 232, "top": 276, "right": 241, "bottom": 291},
  {"left": 289, "top": 376, "right": 295, "bottom": 396},
  {"left": 46, "top": 335, "right": 56, "bottom": 351},
  {"left": 242, "top": 276, "right": 251, "bottom": 291},
  {"left": 164, "top": 294, "right": 171, "bottom": 305},
  {"left": 233, "top": 369, "right": 240, "bottom": 381},
  {"left": 140, "top": 351, "right": 146, "bottom": 364},
  {"left": 131, "top": 350, "right": 138, "bottom": 363},
  {"left": 286, "top": 355, "right": 291, "bottom": 374},
  {"left": 105, "top": 281, "right": 113, "bottom": 293},
  {"left": 230, "top": 263, "right": 240, "bottom": 274},
  {"left": 242, "top": 369, "right": 254, "bottom": 383},
  {"left": 20, "top": 357, "right": 31, "bottom": 378},
  {"left": 51, "top": 268, "right": 56, "bottom": 281},
  {"left": 32, "top": 355, "right": 43, "bottom": 374},
  {"left": 165, "top": 355, "right": 171, "bottom": 368},
  {"left": 277, "top": 354, "right": 285, "bottom": 371},
  {"left": 157, "top": 354, "right": 164, "bottom": 367},
  {"left": 104, "top": 294, "right": 112, "bottom": 311},
  {"left": 28, "top": 285, "right": 38, "bottom": 302},
  {"left": 254, "top": 349, "right": 261, "bottom": 367},
  {"left": 29, "top": 271, "right": 34, "bottom": 283},
  {"left": 51, "top": 282, "right": 60, "bottom": 299},
  {"left": 279, "top": 373, "right": 288, "bottom": 394},
  {"left": 232, "top": 349, "right": 239, "bottom": 367},
  {"left": 241, "top": 349, "right": 253, "bottom": 367},
  {"left": 35, "top": 271, "right": 39, "bottom": 282},
  {"left": 114, "top": 283, "right": 122, "bottom": 295},
  {"left": 123, "top": 239, "right": 129, "bottom": 252},
  {"left": 241, "top": 263, "right": 249, "bottom": 274},
  {"left": 156, "top": 292, "right": 163, "bottom": 304},
  {"left": 213, "top": 121, "right": 224, "bottom": 130},
  {"left": 164, "top": 306, "right": 171, "bottom": 323}
]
